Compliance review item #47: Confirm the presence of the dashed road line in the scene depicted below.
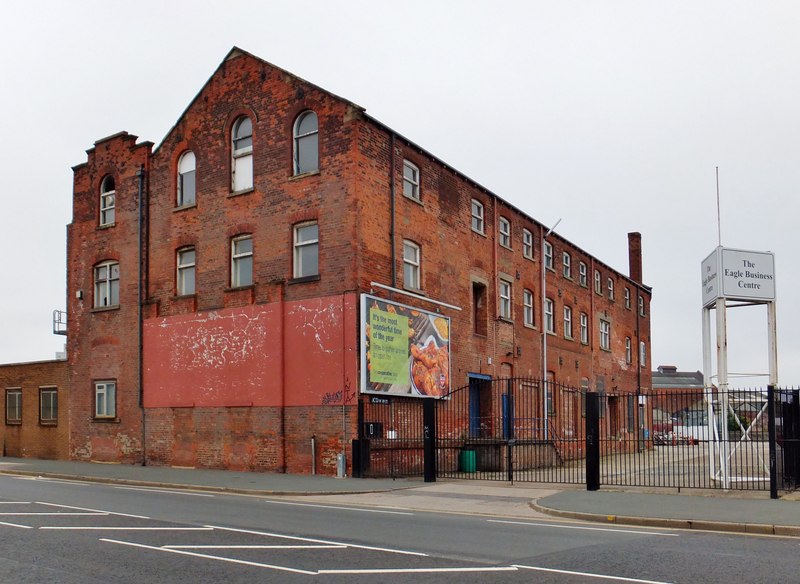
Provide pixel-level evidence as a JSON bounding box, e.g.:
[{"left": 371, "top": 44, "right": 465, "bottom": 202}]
[
  {"left": 263, "top": 500, "right": 413, "bottom": 515},
  {"left": 37, "top": 502, "right": 149, "bottom": 519},
  {"left": 164, "top": 544, "right": 346, "bottom": 550},
  {"left": 0, "top": 521, "right": 33, "bottom": 529},
  {"left": 514, "top": 564, "right": 673, "bottom": 583},
  {"left": 319, "top": 567, "right": 519, "bottom": 575},
  {"left": 114, "top": 486, "right": 215, "bottom": 497},
  {"left": 488, "top": 519, "right": 679, "bottom": 537},
  {"left": 41, "top": 526, "right": 215, "bottom": 531}
]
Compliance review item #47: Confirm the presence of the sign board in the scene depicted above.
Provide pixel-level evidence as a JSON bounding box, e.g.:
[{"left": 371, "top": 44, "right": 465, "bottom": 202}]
[
  {"left": 701, "top": 247, "right": 775, "bottom": 307},
  {"left": 360, "top": 294, "right": 451, "bottom": 398}
]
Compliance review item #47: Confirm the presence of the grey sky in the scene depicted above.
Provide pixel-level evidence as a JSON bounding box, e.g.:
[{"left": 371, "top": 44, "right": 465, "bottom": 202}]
[{"left": 1, "top": 1, "right": 797, "bottom": 386}]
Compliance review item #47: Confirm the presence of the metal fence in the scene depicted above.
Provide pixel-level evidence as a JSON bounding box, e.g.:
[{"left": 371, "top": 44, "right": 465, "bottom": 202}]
[{"left": 353, "top": 380, "right": 800, "bottom": 496}]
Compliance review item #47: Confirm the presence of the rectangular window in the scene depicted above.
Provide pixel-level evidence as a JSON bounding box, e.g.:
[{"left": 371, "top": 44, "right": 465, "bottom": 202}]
[
  {"left": 231, "top": 235, "right": 253, "bottom": 288},
  {"left": 594, "top": 270, "right": 602, "bottom": 294},
  {"left": 40, "top": 387, "right": 58, "bottom": 424},
  {"left": 100, "top": 192, "right": 115, "bottom": 226},
  {"left": 562, "top": 252, "right": 571, "bottom": 279},
  {"left": 95, "top": 381, "right": 116, "bottom": 419},
  {"left": 625, "top": 287, "right": 631, "bottom": 309},
  {"left": 580, "top": 378, "right": 590, "bottom": 417},
  {"left": 402, "top": 160, "right": 420, "bottom": 201},
  {"left": 176, "top": 248, "right": 196, "bottom": 296},
  {"left": 522, "top": 229, "right": 533, "bottom": 259},
  {"left": 600, "top": 320, "right": 611, "bottom": 350},
  {"left": 294, "top": 222, "right": 319, "bottom": 278},
  {"left": 473, "top": 282, "right": 487, "bottom": 335},
  {"left": 580, "top": 313, "right": 589, "bottom": 344},
  {"left": 499, "top": 279, "right": 512, "bottom": 319},
  {"left": 639, "top": 295, "right": 646, "bottom": 316},
  {"left": 94, "top": 262, "right": 120, "bottom": 308},
  {"left": 5, "top": 389, "right": 21, "bottom": 424},
  {"left": 625, "top": 337, "right": 632, "bottom": 364},
  {"left": 607, "top": 277, "right": 615, "bottom": 300},
  {"left": 579, "top": 262, "right": 588, "bottom": 287},
  {"left": 544, "top": 241, "right": 553, "bottom": 270},
  {"left": 471, "top": 199, "right": 485, "bottom": 233},
  {"left": 523, "top": 288, "right": 534, "bottom": 326},
  {"left": 640, "top": 341, "right": 647, "bottom": 367},
  {"left": 545, "top": 298, "right": 554, "bottom": 333},
  {"left": 498, "top": 217, "right": 511, "bottom": 248},
  {"left": 403, "top": 240, "right": 421, "bottom": 290},
  {"left": 563, "top": 305, "right": 572, "bottom": 338}
]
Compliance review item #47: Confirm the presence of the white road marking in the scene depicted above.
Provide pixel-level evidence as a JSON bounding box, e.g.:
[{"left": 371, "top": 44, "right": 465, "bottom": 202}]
[
  {"left": 263, "top": 500, "right": 413, "bottom": 515},
  {"left": 164, "top": 544, "right": 346, "bottom": 550},
  {"left": 320, "top": 567, "right": 519, "bottom": 574},
  {"left": 114, "top": 486, "right": 214, "bottom": 497},
  {"left": 0, "top": 502, "right": 32, "bottom": 504},
  {"left": 208, "top": 525, "right": 428, "bottom": 557},
  {"left": 41, "top": 526, "right": 214, "bottom": 531},
  {"left": 0, "top": 521, "right": 33, "bottom": 529},
  {"left": 30, "top": 478, "right": 94, "bottom": 486},
  {"left": 100, "top": 539, "right": 317, "bottom": 575},
  {"left": 37, "top": 501, "right": 149, "bottom": 519},
  {"left": 0, "top": 512, "right": 106, "bottom": 516},
  {"left": 514, "top": 565, "right": 673, "bottom": 583},
  {"left": 488, "top": 519, "right": 679, "bottom": 537}
]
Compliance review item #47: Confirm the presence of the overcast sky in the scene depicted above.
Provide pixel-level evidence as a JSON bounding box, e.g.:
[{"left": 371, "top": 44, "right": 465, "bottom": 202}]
[{"left": 1, "top": 1, "right": 797, "bottom": 387}]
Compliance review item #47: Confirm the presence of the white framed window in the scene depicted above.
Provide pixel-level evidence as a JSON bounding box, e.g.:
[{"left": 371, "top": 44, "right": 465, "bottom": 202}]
[
  {"left": 99, "top": 175, "right": 115, "bottom": 226},
  {"left": 177, "top": 151, "right": 196, "bottom": 207},
  {"left": 523, "top": 288, "right": 534, "bottom": 326},
  {"left": 579, "top": 262, "right": 588, "bottom": 287},
  {"left": 562, "top": 252, "right": 571, "bottom": 279},
  {"left": 402, "top": 160, "right": 420, "bottom": 201},
  {"left": 231, "top": 235, "right": 253, "bottom": 288},
  {"left": 95, "top": 381, "right": 116, "bottom": 419},
  {"left": 625, "top": 287, "right": 631, "bottom": 309},
  {"left": 403, "top": 240, "right": 421, "bottom": 290},
  {"left": 294, "top": 222, "right": 319, "bottom": 279},
  {"left": 471, "top": 199, "right": 485, "bottom": 233},
  {"left": 94, "top": 261, "right": 120, "bottom": 308},
  {"left": 607, "top": 277, "right": 615, "bottom": 300},
  {"left": 640, "top": 341, "right": 647, "bottom": 367},
  {"left": 546, "top": 371, "right": 555, "bottom": 416},
  {"left": 580, "top": 312, "right": 589, "bottom": 344},
  {"left": 176, "top": 247, "right": 196, "bottom": 296},
  {"left": 294, "top": 111, "right": 319, "bottom": 175},
  {"left": 231, "top": 116, "right": 253, "bottom": 192},
  {"left": 499, "top": 279, "right": 512, "bottom": 319},
  {"left": 600, "top": 320, "right": 611, "bottom": 350},
  {"left": 498, "top": 216, "right": 511, "bottom": 248},
  {"left": 40, "top": 387, "right": 58, "bottom": 423},
  {"left": 625, "top": 337, "right": 632, "bottom": 364},
  {"left": 5, "top": 389, "right": 21, "bottom": 424},
  {"left": 544, "top": 297, "right": 554, "bottom": 333},
  {"left": 639, "top": 295, "right": 646, "bottom": 316},
  {"left": 563, "top": 305, "right": 573, "bottom": 338},
  {"left": 522, "top": 229, "right": 533, "bottom": 259},
  {"left": 544, "top": 241, "right": 553, "bottom": 270},
  {"left": 594, "top": 270, "right": 602, "bottom": 294}
]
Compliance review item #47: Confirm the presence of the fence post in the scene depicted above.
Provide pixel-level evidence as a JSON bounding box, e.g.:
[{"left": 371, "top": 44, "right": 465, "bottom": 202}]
[
  {"left": 423, "top": 397, "right": 437, "bottom": 483},
  {"left": 586, "top": 392, "right": 600, "bottom": 491},
  {"left": 352, "top": 399, "right": 365, "bottom": 478},
  {"left": 768, "top": 385, "right": 778, "bottom": 499}
]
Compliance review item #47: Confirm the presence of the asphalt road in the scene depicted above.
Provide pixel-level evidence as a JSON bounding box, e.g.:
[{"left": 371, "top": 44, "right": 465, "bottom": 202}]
[{"left": 0, "top": 474, "right": 793, "bottom": 583}]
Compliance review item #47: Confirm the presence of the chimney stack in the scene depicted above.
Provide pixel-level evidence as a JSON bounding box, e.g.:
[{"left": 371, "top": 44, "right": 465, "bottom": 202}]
[{"left": 628, "top": 232, "right": 642, "bottom": 283}]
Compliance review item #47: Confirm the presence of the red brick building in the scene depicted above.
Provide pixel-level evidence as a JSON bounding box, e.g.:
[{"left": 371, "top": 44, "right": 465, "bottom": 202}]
[{"left": 7, "top": 47, "right": 651, "bottom": 473}]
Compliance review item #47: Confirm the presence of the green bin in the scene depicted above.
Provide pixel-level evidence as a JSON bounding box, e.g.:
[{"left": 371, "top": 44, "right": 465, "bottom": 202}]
[{"left": 459, "top": 449, "right": 476, "bottom": 473}]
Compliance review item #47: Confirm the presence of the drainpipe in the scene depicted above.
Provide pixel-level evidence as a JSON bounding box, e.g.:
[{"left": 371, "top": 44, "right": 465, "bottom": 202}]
[
  {"left": 389, "top": 133, "right": 397, "bottom": 287},
  {"left": 136, "top": 164, "right": 147, "bottom": 466}
]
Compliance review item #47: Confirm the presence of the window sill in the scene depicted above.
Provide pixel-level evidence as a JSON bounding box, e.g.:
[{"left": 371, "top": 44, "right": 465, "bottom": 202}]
[
  {"left": 39, "top": 421, "right": 58, "bottom": 427},
  {"left": 546, "top": 266, "right": 555, "bottom": 273},
  {"left": 93, "top": 417, "right": 120, "bottom": 423},
  {"left": 471, "top": 228, "right": 487, "bottom": 237},
  {"left": 600, "top": 347, "right": 612, "bottom": 353},
  {"left": 523, "top": 323, "right": 537, "bottom": 330},
  {"left": 225, "top": 285, "right": 255, "bottom": 293},
  {"left": 546, "top": 330, "right": 556, "bottom": 336},
  {"left": 289, "top": 170, "right": 320, "bottom": 181},
  {"left": 403, "top": 286, "right": 424, "bottom": 295},
  {"left": 96, "top": 223, "right": 115, "bottom": 231},
  {"left": 579, "top": 282, "right": 589, "bottom": 288},
  {"left": 174, "top": 203, "right": 197, "bottom": 213},
  {"left": 289, "top": 274, "right": 321, "bottom": 285},
  {"left": 496, "top": 316, "right": 513, "bottom": 324},
  {"left": 5, "top": 421, "right": 21, "bottom": 426},
  {"left": 403, "top": 194, "right": 423, "bottom": 206},
  {"left": 499, "top": 244, "right": 513, "bottom": 251},
  {"left": 564, "top": 335, "right": 574, "bottom": 341},
  {"left": 228, "top": 187, "right": 254, "bottom": 198},
  {"left": 563, "top": 276, "right": 573, "bottom": 282},
  {"left": 91, "top": 305, "right": 120, "bottom": 313},
  {"left": 172, "top": 293, "right": 197, "bottom": 301},
  {"left": 523, "top": 254, "right": 534, "bottom": 262},
  {"left": 472, "top": 332, "right": 488, "bottom": 339}
]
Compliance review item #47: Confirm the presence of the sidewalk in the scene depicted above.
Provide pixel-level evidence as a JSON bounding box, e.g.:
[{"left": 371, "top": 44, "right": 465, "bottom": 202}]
[{"left": 1, "top": 457, "right": 799, "bottom": 536}]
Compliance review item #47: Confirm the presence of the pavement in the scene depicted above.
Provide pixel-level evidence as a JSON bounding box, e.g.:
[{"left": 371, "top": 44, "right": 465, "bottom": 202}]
[{"left": 1, "top": 457, "right": 799, "bottom": 537}]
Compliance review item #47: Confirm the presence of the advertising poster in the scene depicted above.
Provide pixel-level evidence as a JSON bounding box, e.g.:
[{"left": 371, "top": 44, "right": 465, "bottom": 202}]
[{"left": 360, "top": 294, "right": 451, "bottom": 398}]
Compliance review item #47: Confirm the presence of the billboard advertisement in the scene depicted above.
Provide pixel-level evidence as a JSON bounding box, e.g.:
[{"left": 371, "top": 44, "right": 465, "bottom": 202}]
[{"left": 360, "top": 294, "right": 451, "bottom": 398}]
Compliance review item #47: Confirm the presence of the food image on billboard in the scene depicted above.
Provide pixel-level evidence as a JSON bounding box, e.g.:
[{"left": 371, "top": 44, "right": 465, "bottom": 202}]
[{"left": 360, "top": 294, "right": 451, "bottom": 398}]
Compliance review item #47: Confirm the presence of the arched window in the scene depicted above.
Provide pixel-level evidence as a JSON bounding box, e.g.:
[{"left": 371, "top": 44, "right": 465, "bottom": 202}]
[
  {"left": 231, "top": 116, "right": 253, "bottom": 192},
  {"left": 293, "top": 111, "right": 318, "bottom": 175},
  {"left": 177, "top": 151, "right": 196, "bottom": 207},
  {"left": 99, "top": 176, "right": 115, "bottom": 226}
]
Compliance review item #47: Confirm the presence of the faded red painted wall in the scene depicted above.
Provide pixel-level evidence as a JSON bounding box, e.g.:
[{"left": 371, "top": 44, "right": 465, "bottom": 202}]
[{"left": 144, "top": 293, "right": 357, "bottom": 408}]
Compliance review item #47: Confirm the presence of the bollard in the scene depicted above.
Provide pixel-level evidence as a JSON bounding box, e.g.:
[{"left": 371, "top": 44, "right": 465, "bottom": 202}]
[{"left": 337, "top": 452, "right": 346, "bottom": 478}]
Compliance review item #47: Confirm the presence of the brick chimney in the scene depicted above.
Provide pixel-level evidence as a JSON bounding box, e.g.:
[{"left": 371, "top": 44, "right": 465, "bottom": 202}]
[{"left": 628, "top": 232, "right": 642, "bottom": 283}]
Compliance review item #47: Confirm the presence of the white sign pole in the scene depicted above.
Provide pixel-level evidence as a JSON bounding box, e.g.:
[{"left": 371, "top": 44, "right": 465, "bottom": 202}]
[
  {"left": 715, "top": 297, "right": 730, "bottom": 489},
  {"left": 702, "top": 306, "right": 715, "bottom": 480},
  {"left": 768, "top": 301, "right": 778, "bottom": 386}
]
